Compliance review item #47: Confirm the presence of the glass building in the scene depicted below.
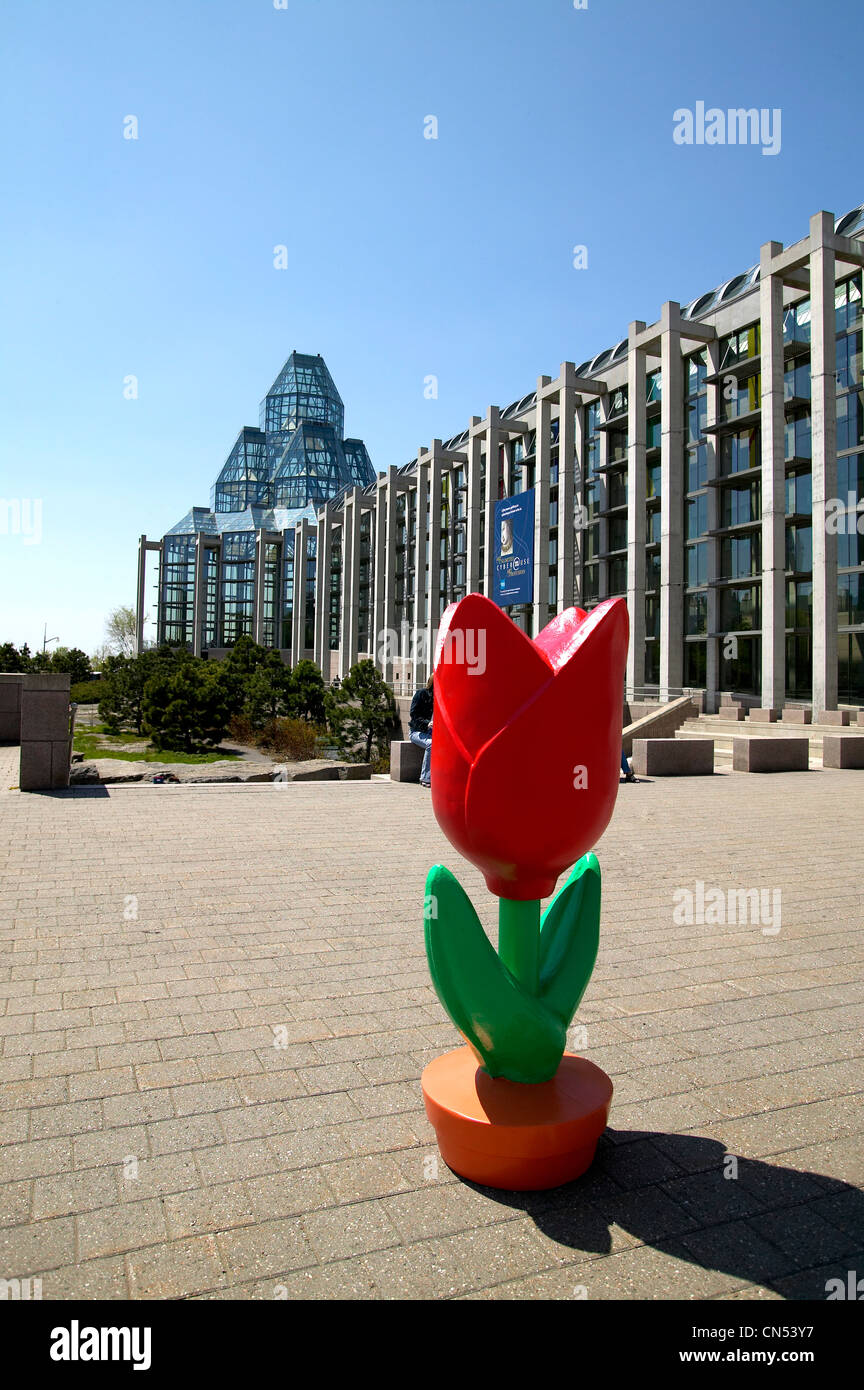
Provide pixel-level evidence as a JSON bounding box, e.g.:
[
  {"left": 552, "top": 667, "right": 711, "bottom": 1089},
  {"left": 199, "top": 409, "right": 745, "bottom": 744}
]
[
  {"left": 140, "top": 204, "right": 864, "bottom": 716},
  {"left": 138, "top": 353, "right": 375, "bottom": 656}
]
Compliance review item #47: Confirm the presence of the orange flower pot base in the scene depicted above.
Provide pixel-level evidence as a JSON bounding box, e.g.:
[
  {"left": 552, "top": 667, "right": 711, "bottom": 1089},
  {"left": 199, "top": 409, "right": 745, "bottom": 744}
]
[{"left": 421, "top": 1046, "right": 613, "bottom": 1191}]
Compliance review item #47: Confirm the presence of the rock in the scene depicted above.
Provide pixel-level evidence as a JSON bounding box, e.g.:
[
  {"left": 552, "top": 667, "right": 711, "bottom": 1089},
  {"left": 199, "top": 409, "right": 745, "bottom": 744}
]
[{"left": 69, "top": 763, "right": 101, "bottom": 785}]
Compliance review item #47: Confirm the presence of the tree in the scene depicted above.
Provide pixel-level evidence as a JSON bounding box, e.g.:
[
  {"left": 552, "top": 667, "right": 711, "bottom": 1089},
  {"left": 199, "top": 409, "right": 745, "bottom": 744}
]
[
  {"left": 98, "top": 648, "right": 180, "bottom": 734},
  {"left": 288, "top": 659, "right": 326, "bottom": 724},
  {"left": 242, "top": 651, "right": 292, "bottom": 727},
  {"left": 325, "top": 660, "right": 400, "bottom": 762},
  {"left": 49, "top": 647, "right": 93, "bottom": 686},
  {"left": 224, "top": 634, "right": 270, "bottom": 677},
  {"left": 105, "top": 605, "right": 138, "bottom": 658},
  {"left": 142, "top": 662, "right": 232, "bottom": 752},
  {"left": 0, "top": 642, "right": 30, "bottom": 673}
]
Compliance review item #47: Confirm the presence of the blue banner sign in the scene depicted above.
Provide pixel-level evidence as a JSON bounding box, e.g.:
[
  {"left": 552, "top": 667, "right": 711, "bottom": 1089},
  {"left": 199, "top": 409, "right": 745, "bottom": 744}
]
[{"left": 494, "top": 490, "right": 535, "bottom": 607}]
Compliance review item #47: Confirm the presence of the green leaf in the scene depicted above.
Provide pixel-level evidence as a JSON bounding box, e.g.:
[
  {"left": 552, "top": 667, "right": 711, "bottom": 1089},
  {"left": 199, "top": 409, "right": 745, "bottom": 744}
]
[
  {"left": 539, "top": 853, "right": 602, "bottom": 1026},
  {"left": 424, "top": 864, "right": 566, "bottom": 1084}
]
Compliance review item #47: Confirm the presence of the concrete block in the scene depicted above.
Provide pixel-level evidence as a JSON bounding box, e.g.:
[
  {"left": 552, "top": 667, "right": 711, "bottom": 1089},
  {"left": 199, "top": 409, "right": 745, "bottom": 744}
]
[
  {"left": 20, "top": 691, "right": 71, "bottom": 742},
  {"left": 19, "top": 741, "right": 52, "bottom": 791},
  {"left": 336, "top": 763, "right": 372, "bottom": 780},
  {"left": 782, "top": 708, "right": 812, "bottom": 724},
  {"left": 719, "top": 705, "right": 746, "bottom": 721},
  {"left": 0, "top": 680, "right": 22, "bottom": 713},
  {"left": 858, "top": 710, "right": 864, "bottom": 727},
  {"left": 822, "top": 735, "right": 864, "bottom": 769},
  {"left": 390, "top": 740, "right": 423, "bottom": 782},
  {"left": 816, "top": 709, "right": 850, "bottom": 726},
  {"left": 0, "top": 715, "right": 18, "bottom": 741},
  {"left": 631, "top": 738, "right": 714, "bottom": 776},
  {"left": 733, "top": 737, "right": 809, "bottom": 772},
  {"left": 748, "top": 708, "right": 780, "bottom": 723},
  {"left": 51, "top": 739, "right": 72, "bottom": 788}
]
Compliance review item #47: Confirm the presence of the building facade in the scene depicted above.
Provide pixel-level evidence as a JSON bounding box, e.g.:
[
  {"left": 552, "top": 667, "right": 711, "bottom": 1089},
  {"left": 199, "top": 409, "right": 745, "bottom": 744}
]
[
  {"left": 139, "top": 203, "right": 864, "bottom": 712},
  {"left": 136, "top": 352, "right": 376, "bottom": 660}
]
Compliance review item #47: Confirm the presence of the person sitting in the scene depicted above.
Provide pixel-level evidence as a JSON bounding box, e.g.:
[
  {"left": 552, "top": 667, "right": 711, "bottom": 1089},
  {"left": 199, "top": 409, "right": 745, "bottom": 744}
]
[{"left": 409, "top": 674, "right": 434, "bottom": 788}]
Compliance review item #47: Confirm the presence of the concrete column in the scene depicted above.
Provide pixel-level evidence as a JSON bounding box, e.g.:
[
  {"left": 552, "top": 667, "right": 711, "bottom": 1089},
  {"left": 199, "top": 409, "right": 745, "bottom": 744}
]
[
  {"left": 136, "top": 536, "right": 148, "bottom": 654},
  {"left": 466, "top": 420, "right": 482, "bottom": 595},
  {"left": 339, "top": 491, "right": 361, "bottom": 678},
  {"left": 704, "top": 338, "right": 722, "bottom": 711},
  {"left": 597, "top": 400, "right": 610, "bottom": 600},
  {"left": 372, "top": 476, "right": 387, "bottom": 672},
  {"left": 810, "top": 211, "right": 839, "bottom": 712},
  {"left": 413, "top": 456, "right": 429, "bottom": 683},
  {"left": 381, "top": 467, "right": 399, "bottom": 683},
  {"left": 626, "top": 325, "right": 647, "bottom": 698},
  {"left": 660, "top": 303, "right": 685, "bottom": 698},
  {"left": 193, "top": 533, "right": 207, "bottom": 657},
  {"left": 425, "top": 446, "right": 444, "bottom": 667},
  {"left": 759, "top": 243, "right": 788, "bottom": 711},
  {"left": 291, "top": 519, "right": 309, "bottom": 666},
  {"left": 558, "top": 368, "right": 577, "bottom": 610},
  {"left": 482, "top": 407, "right": 501, "bottom": 597},
  {"left": 314, "top": 507, "right": 331, "bottom": 674},
  {"left": 252, "top": 534, "right": 266, "bottom": 648},
  {"left": 533, "top": 383, "right": 552, "bottom": 631}
]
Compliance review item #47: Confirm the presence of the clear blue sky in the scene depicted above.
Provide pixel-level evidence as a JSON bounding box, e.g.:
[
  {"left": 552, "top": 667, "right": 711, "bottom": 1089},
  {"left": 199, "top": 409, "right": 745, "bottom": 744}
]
[{"left": 1, "top": 0, "right": 860, "bottom": 654}]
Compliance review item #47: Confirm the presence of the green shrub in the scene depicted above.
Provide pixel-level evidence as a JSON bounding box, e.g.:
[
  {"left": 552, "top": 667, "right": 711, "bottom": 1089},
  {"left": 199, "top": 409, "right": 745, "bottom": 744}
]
[
  {"left": 325, "top": 660, "right": 400, "bottom": 761},
  {"left": 71, "top": 680, "right": 103, "bottom": 704},
  {"left": 257, "top": 717, "right": 320, "bottom": 762},
  {"left": 142, "top": 663, "right": 232, "bottom": 752}
]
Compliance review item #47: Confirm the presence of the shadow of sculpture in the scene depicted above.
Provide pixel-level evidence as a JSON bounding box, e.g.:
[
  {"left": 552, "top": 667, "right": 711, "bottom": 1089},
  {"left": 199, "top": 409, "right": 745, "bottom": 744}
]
[{"left": 467, "top": 1129, "right": 864, "bottom": 1299}]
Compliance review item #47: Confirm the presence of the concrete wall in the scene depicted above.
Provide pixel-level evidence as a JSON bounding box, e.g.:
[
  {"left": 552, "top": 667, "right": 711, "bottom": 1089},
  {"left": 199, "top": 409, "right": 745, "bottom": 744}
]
[
  {"left": 622, "top": 695, "right": 700, "bottom": 756},
  {"left": 0, "top": 674, "right": 72, "bottom": 791}
]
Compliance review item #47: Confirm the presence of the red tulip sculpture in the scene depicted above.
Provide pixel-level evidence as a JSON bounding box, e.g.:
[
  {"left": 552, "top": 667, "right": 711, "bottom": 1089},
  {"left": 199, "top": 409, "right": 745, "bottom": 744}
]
[{"left": 421, "top": 594, "right": 629, "bottom": 1189}]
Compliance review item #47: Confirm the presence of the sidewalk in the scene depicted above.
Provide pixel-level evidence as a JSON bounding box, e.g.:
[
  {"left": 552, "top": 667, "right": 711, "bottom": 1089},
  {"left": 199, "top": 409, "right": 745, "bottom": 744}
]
[{"left": 0, "top": 771, "right": 862, "bottom": 1299}]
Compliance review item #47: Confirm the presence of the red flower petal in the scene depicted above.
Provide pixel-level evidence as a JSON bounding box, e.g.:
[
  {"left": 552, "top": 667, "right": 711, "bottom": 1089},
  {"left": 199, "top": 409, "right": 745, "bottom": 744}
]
[
  {"left": 533, "top": 607, "right": 589, "bottom": 672},
  {"left": 434, "top": 594, "right": 552, "bottom": 759}
]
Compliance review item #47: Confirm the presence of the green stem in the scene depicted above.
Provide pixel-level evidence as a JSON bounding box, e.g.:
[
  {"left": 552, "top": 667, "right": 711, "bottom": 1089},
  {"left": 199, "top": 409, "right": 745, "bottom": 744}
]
[{"left": 498, "top": 897, "right": 541, "bottom": 995}]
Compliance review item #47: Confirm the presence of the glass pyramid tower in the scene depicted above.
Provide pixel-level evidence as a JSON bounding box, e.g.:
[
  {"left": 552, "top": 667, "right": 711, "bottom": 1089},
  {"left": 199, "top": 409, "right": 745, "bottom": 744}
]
[{"left": 156, "top": 352, "right": 376, "bottom": 650}]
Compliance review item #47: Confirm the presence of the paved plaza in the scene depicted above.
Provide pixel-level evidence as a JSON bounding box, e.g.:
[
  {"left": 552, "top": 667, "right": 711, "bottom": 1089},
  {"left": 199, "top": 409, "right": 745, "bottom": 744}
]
[{"left": 0, "top": 767, "right": 862, "bottom": 1300}]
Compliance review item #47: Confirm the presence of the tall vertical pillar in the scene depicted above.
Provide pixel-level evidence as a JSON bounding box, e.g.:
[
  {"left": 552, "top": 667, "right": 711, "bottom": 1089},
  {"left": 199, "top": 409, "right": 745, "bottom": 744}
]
[
  {"left": 425, "top": 445, "right": 444, "bottom": 669},
  {"left": 466, "top": 420, "right": 483, "bottom": 595},
  {"left": 597, "top": 397, "right": 610, "bottom": 601},
  {"left": 533, "top": 383, "right": 552, "bottom": 632},
  {"left": 810, "top": 211, "right": 838, "bottom": 713},
  {"left": 660, "top": 302, "right": 685, "bottom": 699},
  {"left": 372, "top": 476, "right": 388, "bottom": 673},
  {"left": 291, "top": 518, "right": 309, "bottom": 667},
  {"left": 759, "top": 243, "right": 788, "bottom": 712},
  {"left": 482, "top": 407, "right": 501, "bottom": 598},
  {"left": 381, "top": 466, "right": 399, "bottom": 683},
  {"left": 413, "top": 454, "right": 429, "bottom": 683},
  {"left": 704, "top": 338, "right": 722, "bottom": 711},
  {"left": 558, "top": 367, "right": 577, "bottom": 610},
  {"left": 339, "top": 491, "right": 361, "bottom": 678},
  {"left": 314, "top": 507, "right": 331, "bottom": 676},
  {"left": 252, "top": 533, "right": 266, "bottom": 648},
  {"left": 626, "top": 324, "right": 647, "bottom": 698},
  {"left": 136, "top": 536, "right": 148, "bottom": 654},
  {"left": 193, "top": 533, "right": 207, "bottom": 656}
]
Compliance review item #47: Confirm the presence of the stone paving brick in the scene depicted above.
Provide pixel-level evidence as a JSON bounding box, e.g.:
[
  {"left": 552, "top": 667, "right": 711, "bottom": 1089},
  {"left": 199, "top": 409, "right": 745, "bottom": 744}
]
[
  {"left": 126, "top": 1235, "right": 226, "bottom": 1299},
  {"left": 301, "top": 1199, "right": 401, "bottom": 1262},
  {"left": 215, "top": 1216, "right": 315, "bottom": 1281},
  {"left": 1, "top": 772, "right": 862, "bottom": 1300},
  {"left": 77, "top": 1198, "right": 168, "bottom": 1261}
]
